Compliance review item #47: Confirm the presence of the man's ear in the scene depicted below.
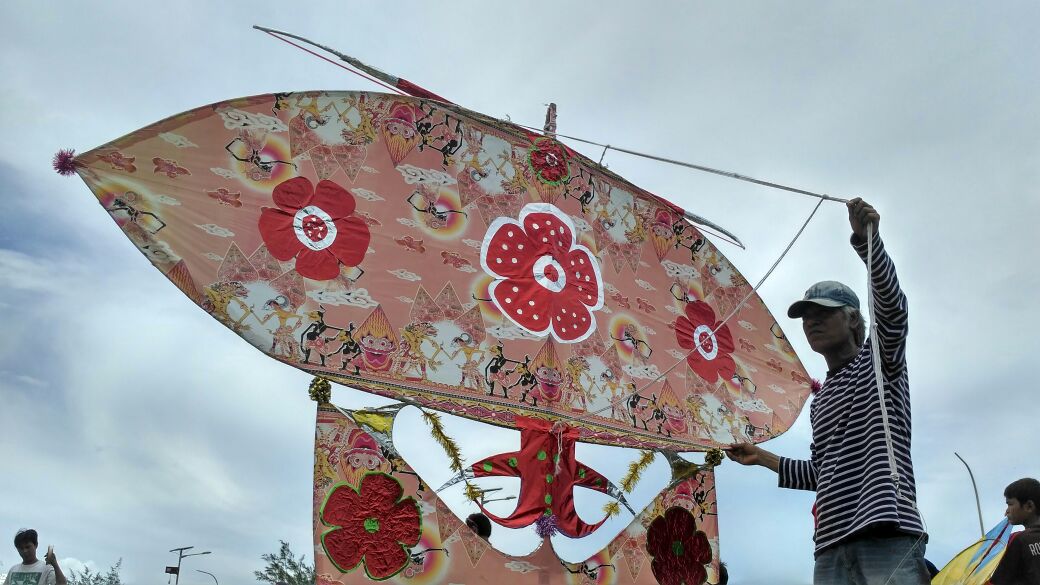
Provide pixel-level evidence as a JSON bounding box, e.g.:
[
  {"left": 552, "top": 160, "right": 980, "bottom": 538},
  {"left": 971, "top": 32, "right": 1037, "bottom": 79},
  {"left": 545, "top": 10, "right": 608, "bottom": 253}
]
[{"left": 1025, "top": 499, "right": 1038, "bottom": 514}]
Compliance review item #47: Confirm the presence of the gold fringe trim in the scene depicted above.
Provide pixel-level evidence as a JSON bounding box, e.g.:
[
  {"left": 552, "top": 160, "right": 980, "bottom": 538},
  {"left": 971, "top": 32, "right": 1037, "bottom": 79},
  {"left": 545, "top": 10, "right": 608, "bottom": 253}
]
[
  {"left": 465, "top": 483, "right": 484, "bottom": 502},
  {"left": 621, "top": 450, "right": 656, "bottom": 493},
  {"left": 422, "top": 409, "right": 482, "bottom": 502},
  {"left": 422, "top": 411, "right": 464, "bottom": 473},
  {"left": 602, "top": 501, "right": 621, "bottom": 518}
]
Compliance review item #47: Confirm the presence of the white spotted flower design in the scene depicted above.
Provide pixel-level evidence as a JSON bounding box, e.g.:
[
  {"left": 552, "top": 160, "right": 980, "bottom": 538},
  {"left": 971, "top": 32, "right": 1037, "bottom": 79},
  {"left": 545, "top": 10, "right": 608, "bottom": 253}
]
[{"left": 480, "top": 203, "right": 604, "bottom": 342}]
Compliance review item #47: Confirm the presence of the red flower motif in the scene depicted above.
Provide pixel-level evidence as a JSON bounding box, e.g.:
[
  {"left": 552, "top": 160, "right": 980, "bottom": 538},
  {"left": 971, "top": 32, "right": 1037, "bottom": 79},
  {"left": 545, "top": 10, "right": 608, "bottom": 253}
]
[
  {"left": 480, "top": 203, "right": 603, "bottom": 343},
  {"left": 320, "top": 472, "right": 421, "bottom": 581},
  {"left": 99, "top": 151, "right": 137, "bottom": 173},
  {"left": 152, "top": 157, "right": 190, "bottom": 178},
  {"left": 207, "top": 188, "right": 242, "bottom": 208},
  {"left": 675, "top": 301, "right": 736, "bottom": 383},
  {"left": 258, "top": 177, "right": 371, "bottom": 281},
  {"left": 527, "top": 137, "right": 570, "bottom": 185},
  {"left": 646, "top": 507, "right": 712, "bottom": 585}
]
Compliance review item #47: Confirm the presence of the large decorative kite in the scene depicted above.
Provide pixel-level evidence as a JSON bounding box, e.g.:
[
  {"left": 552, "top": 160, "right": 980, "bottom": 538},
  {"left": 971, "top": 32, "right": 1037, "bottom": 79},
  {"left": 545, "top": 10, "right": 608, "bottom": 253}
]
[
  {"left": 58, "top": 31, "right": 820, "bottom": 584},
  {"left": 62, "top": 88, "right": 810, "bottom": 450}
]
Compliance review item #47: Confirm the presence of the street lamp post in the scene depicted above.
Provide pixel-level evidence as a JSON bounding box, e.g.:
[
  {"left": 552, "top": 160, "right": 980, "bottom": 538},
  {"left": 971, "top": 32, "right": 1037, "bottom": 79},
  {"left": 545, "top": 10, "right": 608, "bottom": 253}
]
[
  {"left": 196, "top": 569, "right": 219, "bottom": 585},
  {"left": 168, "top": 546, "right": 211, "bottom": 585}
]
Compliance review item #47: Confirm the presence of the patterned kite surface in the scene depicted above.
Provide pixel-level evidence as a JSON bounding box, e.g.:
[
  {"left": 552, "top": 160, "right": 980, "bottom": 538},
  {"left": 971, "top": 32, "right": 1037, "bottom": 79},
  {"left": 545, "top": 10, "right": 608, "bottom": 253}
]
[
  {"left": 71, "top": 90, "right": 811, "bottom": 450},
  {"left": 313, "top": 404, "right": 722, "bottom": 585}
]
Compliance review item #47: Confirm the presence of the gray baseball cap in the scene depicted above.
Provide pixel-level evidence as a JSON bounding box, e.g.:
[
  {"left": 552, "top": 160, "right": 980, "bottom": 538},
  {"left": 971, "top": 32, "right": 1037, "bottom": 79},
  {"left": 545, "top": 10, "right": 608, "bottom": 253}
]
[{"left": 787, "top": 280, "right": 860, "bottom": 318}]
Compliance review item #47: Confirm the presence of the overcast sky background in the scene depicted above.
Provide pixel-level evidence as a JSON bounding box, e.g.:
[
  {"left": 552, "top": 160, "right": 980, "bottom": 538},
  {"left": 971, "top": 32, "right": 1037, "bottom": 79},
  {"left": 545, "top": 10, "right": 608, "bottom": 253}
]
[{"left": 2, "top": 2, "right": 1038, "bottom": 584}]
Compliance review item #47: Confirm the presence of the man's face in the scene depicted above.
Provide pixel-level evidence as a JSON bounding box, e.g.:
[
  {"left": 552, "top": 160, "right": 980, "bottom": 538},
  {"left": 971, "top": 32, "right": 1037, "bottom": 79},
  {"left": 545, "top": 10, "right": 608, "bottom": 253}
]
[
  {"left": 801, "top": 305, "right": 853, "bottom": 354},
  {"left": 1005, "top": 497, "right": 1034, "bottom": 525},
  {"left": 16, "top": 540, "right": 37, "bottom": 564}
]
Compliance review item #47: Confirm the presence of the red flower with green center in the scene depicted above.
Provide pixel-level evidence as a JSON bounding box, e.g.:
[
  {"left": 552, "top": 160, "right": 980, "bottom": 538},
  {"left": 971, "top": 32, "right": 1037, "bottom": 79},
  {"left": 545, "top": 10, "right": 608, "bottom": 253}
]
[
  {"left": 258, "top": 177, "right": 370, "bottom": 281},
  {"left": 527, "top": 137, "right": 570, "bottom": 185},
  {"left": 675, "top": 301, "right": 736, "bottom": 383},
  {"left": 646, "top": 507, "right": 712, "bottom": 585},
  {"left": 320, "top": 472, "right": 422, "bottom": 581}
]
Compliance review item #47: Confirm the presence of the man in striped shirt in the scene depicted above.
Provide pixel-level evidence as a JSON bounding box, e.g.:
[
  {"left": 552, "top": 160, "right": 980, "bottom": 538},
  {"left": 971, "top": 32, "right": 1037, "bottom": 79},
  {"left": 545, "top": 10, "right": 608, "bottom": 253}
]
[{"left": 727, "top": 198, "right": 930, "bottom": 584}]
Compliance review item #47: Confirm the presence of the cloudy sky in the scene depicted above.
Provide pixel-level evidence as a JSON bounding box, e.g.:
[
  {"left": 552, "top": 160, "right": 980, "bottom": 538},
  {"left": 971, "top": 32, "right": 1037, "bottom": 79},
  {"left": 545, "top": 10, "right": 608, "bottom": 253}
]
[{"left": 2, "top": 2, "right": 1038, "bottom": 584}]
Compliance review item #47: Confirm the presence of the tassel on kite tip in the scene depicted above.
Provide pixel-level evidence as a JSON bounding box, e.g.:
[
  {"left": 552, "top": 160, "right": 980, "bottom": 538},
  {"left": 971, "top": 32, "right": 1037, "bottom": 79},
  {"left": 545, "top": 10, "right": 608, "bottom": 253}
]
[{"left": 52, "top": 149, "right": 78, "bottom": 176}]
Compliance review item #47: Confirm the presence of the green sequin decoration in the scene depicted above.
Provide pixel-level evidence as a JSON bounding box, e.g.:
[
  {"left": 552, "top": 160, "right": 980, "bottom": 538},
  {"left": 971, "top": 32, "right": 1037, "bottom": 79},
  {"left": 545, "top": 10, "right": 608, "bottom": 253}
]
[
  {"left": 364, "top": 518, "right": 380, "bottom": 534},
  {"left": 544, "top": 494, "right": 553, "bottom": 504},
  {"left": 537, "top": 450, "right": 547, "bottom": 461},
  {"left": 672, "top": 540, "right": 684, "bottom": 556},
  {"left": 508, "top": 457, "right": 518, "bottom": 467},
  {"left": 483, "top": 462, "right": 493, "bottom": 472},
  {"left": 546, "top": 474, "right": 554, "bottom": 484}
]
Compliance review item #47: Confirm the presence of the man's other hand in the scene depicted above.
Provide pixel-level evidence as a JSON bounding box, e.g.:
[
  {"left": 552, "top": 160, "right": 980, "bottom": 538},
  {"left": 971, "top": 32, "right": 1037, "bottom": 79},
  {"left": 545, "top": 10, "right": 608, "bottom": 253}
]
[{"left": 847, "top": 197, "right": 880, "bottom": 240}]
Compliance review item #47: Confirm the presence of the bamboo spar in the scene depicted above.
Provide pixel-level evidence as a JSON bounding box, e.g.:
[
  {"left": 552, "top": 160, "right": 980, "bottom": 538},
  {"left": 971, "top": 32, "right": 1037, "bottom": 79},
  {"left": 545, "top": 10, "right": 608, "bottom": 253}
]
[{"left": 955, "top": 452, "right": 987, "bottom": 538}]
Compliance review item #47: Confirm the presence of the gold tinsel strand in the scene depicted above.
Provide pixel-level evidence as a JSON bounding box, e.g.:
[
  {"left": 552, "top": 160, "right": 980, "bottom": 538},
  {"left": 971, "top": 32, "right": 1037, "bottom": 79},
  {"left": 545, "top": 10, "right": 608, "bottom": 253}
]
[
  {"left": 621, "top": 450, "right": 657, "bottom": 493},
  {"left": 464, "top": 482, "right": 483, "bottom": 502},
  {"left": 704, "top": 448, "right": 724, "bottom": 468},
  {"left": 602, "top": 501, "right": 621, "bottom": 518},
  {"left": 422, "top": 411, "right": 466, "bottom": 474},
  {"left": 308, "top": 377, "right": 332, "bottom": 403}
]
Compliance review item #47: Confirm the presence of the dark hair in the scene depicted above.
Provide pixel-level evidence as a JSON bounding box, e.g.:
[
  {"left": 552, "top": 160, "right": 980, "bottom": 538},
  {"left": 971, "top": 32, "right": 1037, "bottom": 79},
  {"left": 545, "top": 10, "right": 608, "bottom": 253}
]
[
  {"left": 14, "top": 529, "right": 37, "bottom": 548},
  {"left": 466, "top": 513, "right": 492, "bottom": 538},
  {"left": 1005, "top": 477, "right": 1040, "bottom": 509}
]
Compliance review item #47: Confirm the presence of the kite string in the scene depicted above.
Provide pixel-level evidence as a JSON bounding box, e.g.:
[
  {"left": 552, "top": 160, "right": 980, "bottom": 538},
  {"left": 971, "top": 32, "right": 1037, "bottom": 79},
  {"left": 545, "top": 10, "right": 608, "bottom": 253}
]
[
  {"left": 264, "top": 26, "right": 848, "bottom": 205},
  {"left": 866, "top": 223, "right": 901, "bottom": 495},
  {"left": 255, "top": 26, "right": 848, "bottom": 205},
  {"left": 260, "top": 29, "right": 406, "bottom": 96},
  {"left": 511, "top": 124, "right": 849, "bottom": 204},
  {"left": 583, "top": 197, "right": 824, "bottom": 419},
  {"left": 863, "top": 223, "right": 930, "bottom": 585}
]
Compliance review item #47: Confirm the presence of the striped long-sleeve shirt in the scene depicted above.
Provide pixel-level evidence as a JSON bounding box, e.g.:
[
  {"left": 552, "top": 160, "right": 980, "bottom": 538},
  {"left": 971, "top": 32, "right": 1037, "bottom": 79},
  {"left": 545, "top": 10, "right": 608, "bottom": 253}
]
[{"left": 778, "top": 231, "right": 925, "bottom": 555}]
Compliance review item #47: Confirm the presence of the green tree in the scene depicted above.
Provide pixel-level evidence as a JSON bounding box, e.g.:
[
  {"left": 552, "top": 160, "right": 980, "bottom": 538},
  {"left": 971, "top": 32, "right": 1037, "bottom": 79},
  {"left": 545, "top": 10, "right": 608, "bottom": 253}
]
[
  {"left": 67, "top": 560, "right": 122, "bottom": 585},
  {"left": 255, "top": 541, "right": 314, "bottom": 585}
]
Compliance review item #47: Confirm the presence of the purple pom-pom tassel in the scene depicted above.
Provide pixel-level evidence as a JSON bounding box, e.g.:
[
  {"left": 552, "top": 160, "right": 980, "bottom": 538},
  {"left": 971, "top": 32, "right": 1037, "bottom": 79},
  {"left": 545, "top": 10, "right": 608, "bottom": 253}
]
[
  {"left": 810, "top": 378, "right": 823, "bottom": 394},
  {"left": 52, "top": 149, "right": 78, "bottom": 176},
  {"left": 534, "top": 513, "right": 558, "bottom": 538}
]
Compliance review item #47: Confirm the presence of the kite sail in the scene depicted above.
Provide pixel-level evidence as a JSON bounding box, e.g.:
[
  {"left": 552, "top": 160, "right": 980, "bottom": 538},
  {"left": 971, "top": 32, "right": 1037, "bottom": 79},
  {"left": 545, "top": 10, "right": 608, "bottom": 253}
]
[{"left": 65, "top": 90, "right": 812, "bottom": 451}]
